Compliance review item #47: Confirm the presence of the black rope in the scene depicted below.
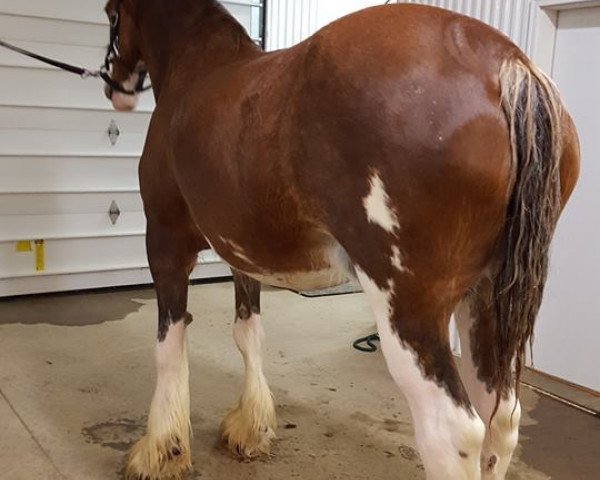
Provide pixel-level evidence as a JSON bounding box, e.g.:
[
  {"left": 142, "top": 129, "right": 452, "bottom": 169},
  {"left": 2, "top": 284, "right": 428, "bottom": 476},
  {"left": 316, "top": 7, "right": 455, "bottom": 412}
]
[
  {"left": 353, "top": 333, "right": 380, "bottom": 353},
  {"left": 0, "top": 39, "right": 95, "bottom": 77}
]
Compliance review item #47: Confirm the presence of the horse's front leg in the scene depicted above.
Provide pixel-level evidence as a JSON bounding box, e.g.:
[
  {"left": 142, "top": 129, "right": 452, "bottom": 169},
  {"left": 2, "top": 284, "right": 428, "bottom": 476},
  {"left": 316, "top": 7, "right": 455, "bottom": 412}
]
[
  {"left": 221, "top": 270, "right": 277, "bottom": 457},
  {"left": 126, "top": 219, "right": 203, "bottom": 480}
]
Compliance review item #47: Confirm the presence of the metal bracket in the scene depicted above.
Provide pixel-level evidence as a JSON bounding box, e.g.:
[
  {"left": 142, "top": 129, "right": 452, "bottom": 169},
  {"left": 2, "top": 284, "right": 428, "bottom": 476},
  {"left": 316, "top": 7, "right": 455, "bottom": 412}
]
[
  {"left": 109, "top": 200, "right": 121, "bottom": 225},
  {"left": 107, "top": 119, "right": 120, "bottom": 146}
]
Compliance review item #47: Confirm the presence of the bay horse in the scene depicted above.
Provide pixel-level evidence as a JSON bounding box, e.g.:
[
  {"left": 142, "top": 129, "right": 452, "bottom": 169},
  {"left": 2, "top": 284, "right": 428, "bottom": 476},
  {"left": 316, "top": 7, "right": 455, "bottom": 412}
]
[{"left": 102, "top": 1, "right": 580, "bottom": 479}]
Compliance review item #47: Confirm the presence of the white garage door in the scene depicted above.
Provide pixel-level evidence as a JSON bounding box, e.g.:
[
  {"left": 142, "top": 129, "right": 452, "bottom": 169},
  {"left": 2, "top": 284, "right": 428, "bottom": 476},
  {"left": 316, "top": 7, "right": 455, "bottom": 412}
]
[
  {"left": 0, "top": 0, "right": 264, "bottom": 297},
  {"left": 533, "top": 6, "right": 600, "bottom": 392}
]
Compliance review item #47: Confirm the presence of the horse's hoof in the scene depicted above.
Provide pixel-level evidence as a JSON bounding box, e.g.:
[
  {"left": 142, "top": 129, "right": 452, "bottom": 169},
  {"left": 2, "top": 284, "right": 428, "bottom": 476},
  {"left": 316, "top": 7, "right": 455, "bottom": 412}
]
[
  {"left": 221, "top": 403, "right": 277, "bottom": 458},
  {"left": 125, "top": 434, "right": 191, "bottom": 480}
]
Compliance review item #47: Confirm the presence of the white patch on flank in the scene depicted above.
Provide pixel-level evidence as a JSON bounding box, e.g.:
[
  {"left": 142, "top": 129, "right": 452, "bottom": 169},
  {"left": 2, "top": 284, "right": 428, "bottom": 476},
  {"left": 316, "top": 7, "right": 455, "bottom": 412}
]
[
  {"left": 222, "top": 314, "right": 277, "bottom": 456},
  {"left": 246, "top": 243, "right": 354, "bottom": 292},
  {"left": 391, "top": 245, "right": 410, "bottom": 273},
  {"left": 127, "top": 320, "right": 191, "bottom": 478},
  {"left": 110, "top": 73, "right": 140, "bottom": 112},
  {"left": 363, "top": 171, "right": 400, "bottom": 233},
  {"left": 356, "top": 268, "right": 485, "bottom": 480},
  {"left": 455, "top": 301, "right": 521, "bottom": 480}
]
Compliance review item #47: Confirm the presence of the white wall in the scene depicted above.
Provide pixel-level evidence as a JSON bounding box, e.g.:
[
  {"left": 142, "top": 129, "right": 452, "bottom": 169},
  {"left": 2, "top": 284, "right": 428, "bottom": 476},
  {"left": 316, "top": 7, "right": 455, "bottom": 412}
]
[{"left": 531, "top": 2, "right": 600, "bottom": 392}]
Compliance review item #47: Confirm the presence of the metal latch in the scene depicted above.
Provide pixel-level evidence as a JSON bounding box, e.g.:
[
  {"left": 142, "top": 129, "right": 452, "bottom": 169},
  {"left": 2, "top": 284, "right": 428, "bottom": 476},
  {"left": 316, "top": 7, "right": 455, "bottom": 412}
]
[
  {"left": 107, "top": 120, "right": 120, "bottom": 145},
  {"left": 109, "top": 200, "right": 121, "bottom": 225}
]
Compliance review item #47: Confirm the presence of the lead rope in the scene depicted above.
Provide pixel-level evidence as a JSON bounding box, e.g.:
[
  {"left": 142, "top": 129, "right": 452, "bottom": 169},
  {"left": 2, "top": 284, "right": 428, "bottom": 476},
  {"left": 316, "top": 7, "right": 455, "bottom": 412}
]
[{"left": 0, "top": 39, "right": 100, "bottom": 78}]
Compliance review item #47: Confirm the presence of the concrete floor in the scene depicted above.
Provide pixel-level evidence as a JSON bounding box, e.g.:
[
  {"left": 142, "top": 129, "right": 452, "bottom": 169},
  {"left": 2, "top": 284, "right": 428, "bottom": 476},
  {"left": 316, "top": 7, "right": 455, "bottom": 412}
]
[{"left": 0, "top": 281, "right": 598, "bottom": 480}]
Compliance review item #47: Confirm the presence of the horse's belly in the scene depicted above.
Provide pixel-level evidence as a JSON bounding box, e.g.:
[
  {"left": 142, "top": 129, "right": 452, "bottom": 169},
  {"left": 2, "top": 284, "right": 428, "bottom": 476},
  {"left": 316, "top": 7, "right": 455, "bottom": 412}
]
[
  {"left": 247, "top": 264, "right": 352, "bottom": 291},
  {"left": 217, "top": 236, "right": 355, "bottom": 291}
]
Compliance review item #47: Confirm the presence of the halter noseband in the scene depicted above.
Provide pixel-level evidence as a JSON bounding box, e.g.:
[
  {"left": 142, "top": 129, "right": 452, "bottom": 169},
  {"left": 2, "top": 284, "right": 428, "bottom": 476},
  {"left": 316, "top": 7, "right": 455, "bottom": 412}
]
[{"left": 101, "top": 0, "right": 151, "bottom": 96}]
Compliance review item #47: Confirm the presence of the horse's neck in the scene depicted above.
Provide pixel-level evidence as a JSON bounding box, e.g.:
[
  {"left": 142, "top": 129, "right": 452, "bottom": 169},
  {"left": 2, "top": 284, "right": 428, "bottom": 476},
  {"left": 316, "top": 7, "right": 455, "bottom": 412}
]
[{"left": 139, "top": 0, "right": 261, "bottom": 96}]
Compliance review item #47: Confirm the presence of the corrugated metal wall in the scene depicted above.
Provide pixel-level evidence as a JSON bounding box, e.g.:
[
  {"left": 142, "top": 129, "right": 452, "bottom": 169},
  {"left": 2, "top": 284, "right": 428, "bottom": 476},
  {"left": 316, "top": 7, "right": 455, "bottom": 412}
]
[
  {"left": 267, "top": 1, "right": 538, "bottom": 55},
  {"left": 396, "top": 0, "right": 537, "bottom": 55},
  {"left": 266, "top": 0, "right": 319, "bottom": 51}
]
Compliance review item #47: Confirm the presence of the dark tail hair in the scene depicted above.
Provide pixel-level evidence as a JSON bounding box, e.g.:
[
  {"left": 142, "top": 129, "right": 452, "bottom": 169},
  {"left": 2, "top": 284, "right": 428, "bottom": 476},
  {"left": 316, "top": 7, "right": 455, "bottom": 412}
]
[{"left": 493, "top": 57, "right": 564, "bottom": 399}]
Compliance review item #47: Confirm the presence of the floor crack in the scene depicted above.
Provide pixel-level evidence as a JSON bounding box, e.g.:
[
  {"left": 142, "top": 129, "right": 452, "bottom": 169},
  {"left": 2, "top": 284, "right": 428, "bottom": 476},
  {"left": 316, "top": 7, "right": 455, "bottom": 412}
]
[{"left": 0, "top": 386, "right": 67, "bottom": 480}]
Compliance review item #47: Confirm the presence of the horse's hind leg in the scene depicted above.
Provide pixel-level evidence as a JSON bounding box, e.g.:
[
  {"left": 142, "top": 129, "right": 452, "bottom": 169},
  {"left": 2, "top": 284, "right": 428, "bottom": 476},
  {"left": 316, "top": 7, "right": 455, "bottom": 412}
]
[
  {"left": 126, "top": 219, "right": 203, "bottom": 480},
  {"left": 356, "top": 268, "right": 486, "bottom": 479},
  {"left": 221, "top": 271, "right": 277, "bottom": 457},
  {"left": 455, "top": 280, "right": 521, "bottom": 480}
]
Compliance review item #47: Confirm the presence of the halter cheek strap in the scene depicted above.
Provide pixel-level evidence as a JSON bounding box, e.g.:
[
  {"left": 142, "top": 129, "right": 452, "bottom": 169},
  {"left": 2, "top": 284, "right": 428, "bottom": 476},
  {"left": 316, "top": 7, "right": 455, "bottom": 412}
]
[{"left": 103, "top": 0, "right": 151, "bottom": 95}]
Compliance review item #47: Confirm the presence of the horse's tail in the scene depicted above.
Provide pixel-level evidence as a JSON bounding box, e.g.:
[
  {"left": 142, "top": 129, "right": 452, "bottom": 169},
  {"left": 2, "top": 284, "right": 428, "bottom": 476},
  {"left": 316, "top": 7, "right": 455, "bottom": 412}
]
[{"left": 492, "top": 57, "right": 564, "bottom": 399}]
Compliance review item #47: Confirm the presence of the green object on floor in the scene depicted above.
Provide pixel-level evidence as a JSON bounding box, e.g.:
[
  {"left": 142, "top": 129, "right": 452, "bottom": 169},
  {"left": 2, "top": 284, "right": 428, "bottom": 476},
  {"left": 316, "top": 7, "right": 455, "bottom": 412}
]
[{"left": 353, "top": 334, "right": 380, "bottom": 353}]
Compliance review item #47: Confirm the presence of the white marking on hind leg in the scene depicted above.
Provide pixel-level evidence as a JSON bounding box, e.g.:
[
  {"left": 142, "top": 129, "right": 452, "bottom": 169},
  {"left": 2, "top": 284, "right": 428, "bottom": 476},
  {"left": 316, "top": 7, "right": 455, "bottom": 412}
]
[
  {"left": 363, "top": 171, "right": 400, "bottom": 233},
  {"left": 221, "top": 314, "right": 276, "bottom": 457},
  {"left": 455, "top": 301, "right": 521, "bottom": 480},
  {"left": 127, "top": 320, "right": 191, "bottom": 479},
  {"left": 356, "top": 269, "right": 485, "bottom": 480}
]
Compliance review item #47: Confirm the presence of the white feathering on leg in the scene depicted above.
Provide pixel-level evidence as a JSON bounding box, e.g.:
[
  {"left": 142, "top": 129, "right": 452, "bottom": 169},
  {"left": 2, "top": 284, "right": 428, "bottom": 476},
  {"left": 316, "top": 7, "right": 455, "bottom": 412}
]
[
  {"left": 221, "top": 314, "right": 277, "bottom": 457},
  {"left": 126, "top": 321, "right": 192, "bottom": 479}
]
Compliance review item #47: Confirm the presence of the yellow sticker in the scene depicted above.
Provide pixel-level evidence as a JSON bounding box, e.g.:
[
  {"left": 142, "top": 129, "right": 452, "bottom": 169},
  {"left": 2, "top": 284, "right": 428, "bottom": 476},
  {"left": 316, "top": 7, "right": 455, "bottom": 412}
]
[
  {"left": 35, "top": 239, "right": 45, "bottom": 272},
  {"left": 15, "top": 240, "right": 32, "bottom": 252}
]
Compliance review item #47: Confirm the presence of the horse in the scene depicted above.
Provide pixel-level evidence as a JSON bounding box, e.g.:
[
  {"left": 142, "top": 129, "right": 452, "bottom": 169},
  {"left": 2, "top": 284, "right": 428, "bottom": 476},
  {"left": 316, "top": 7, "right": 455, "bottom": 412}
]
[{"left": 101, "top": 1, "right": 580, "bottom": 479}]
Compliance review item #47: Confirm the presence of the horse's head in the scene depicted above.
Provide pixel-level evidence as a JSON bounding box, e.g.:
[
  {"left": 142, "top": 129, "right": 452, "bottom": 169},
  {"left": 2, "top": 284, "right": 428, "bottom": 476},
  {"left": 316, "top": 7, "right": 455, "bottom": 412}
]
[{"left": 103, "top": 0, "right": 147, "bottom": 111}]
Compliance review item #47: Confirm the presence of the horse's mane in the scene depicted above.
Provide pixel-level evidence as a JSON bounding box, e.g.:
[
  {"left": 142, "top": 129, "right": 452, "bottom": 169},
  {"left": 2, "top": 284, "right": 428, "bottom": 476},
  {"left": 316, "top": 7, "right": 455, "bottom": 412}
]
[{"left": 192, "top": 0, "right": 256, "bottom": 48}]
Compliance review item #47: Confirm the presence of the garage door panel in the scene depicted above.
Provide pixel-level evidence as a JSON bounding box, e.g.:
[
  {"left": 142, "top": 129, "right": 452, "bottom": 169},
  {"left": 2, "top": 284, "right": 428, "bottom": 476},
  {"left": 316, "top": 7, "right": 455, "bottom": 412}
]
[
  {"left": 0, "top": 129, "right": 146, "bottom": 157},
  {"left": 0, "top": 156, "right": 139, "bottom": 193},
  {"left": 0, "top": 107, "right": 151, "bottom": 133},
  {"left": 0, "top": 41, "right": 107, "bottom": 70},
  {"left": 0, "top": 236, "right": 222, "bottom": 280},
  {"left": 0, "top": 211, "right": 146, "bottom": 242},
  {"left": 0, "top": 14, "right": 107, "bottom": 47},
  {"left": 0, "top": 0, "right": 107, "bottom": 25},
  {"left": 0, "top": 192, "right": 143, "bottom": 216},
  {"left": 0, "top": 235, "right": 149, "bottom": 279},
  {"left": 0, "top": 262, "right": 230, "bottom": 297}
]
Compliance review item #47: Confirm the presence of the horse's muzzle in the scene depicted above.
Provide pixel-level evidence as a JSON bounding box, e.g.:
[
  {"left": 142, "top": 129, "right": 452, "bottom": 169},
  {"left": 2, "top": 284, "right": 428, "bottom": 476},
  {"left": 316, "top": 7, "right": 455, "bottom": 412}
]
[{"left": 105, "top": 80, "right": 139, "bottom": 112}]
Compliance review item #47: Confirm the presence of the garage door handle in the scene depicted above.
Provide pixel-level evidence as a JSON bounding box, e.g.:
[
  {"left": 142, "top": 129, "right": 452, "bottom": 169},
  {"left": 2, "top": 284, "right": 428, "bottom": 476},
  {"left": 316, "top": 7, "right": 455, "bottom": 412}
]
[
  {"left": 107, "top": 120, "right": 120, "bottom": 145},
  {"left": 109, "top": 200, "right": 121, "bottom": 225}
]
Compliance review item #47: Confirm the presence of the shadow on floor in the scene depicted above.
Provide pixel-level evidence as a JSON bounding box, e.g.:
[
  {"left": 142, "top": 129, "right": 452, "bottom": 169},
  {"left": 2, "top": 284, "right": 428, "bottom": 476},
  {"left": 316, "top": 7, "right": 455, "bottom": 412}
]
[{"left": 0, "top": 287, "right": 155, "bottom": 326}]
